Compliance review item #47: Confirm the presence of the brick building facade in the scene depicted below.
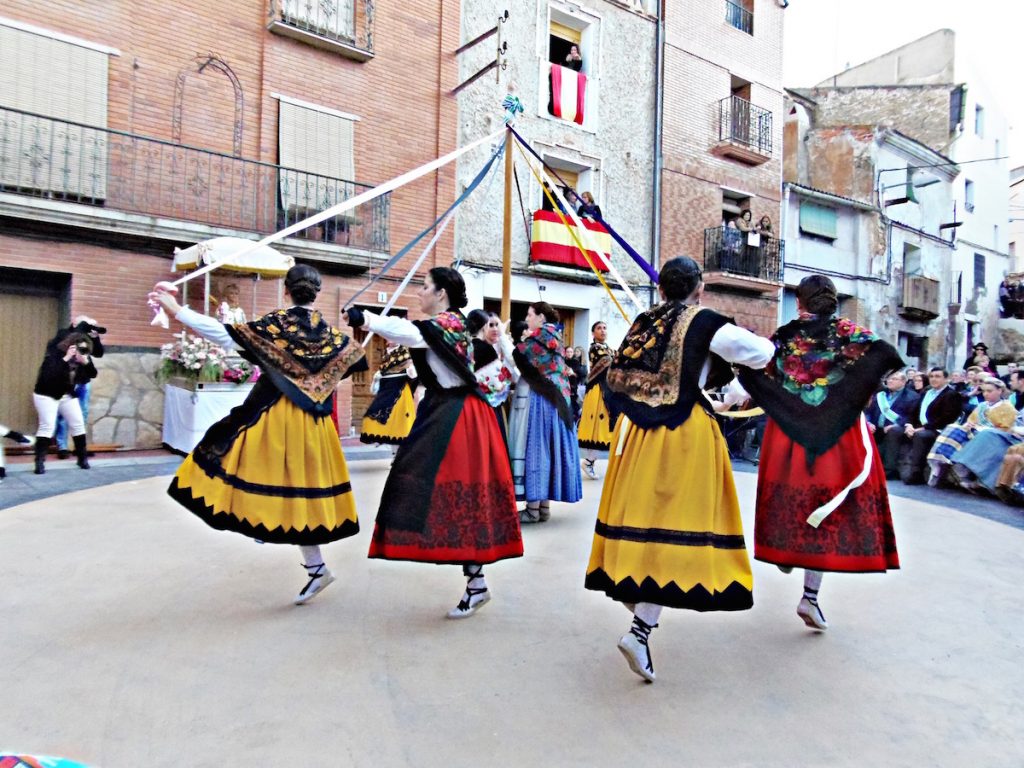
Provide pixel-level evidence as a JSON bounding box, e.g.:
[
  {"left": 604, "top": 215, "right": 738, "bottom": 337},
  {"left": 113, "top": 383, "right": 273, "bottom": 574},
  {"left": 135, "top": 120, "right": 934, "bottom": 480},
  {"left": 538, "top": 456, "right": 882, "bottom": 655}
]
[
  {"left": 0, "top": 2, "right": 459, "bottom": 443},
  {"left": 659, "top": 0, "right": 786, "bottom": 335}
]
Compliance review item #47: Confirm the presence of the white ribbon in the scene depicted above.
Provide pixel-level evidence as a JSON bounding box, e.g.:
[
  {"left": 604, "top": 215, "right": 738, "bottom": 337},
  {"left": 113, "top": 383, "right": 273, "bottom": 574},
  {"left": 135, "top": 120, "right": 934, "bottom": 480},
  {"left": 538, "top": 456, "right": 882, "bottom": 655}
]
[
  {"left": 150, "top": 126, "right": 507, "bottom": 327},
  {"left": 360, "top": 211, "right": 455, "bottom": 348},
  {"left": 806, "top": 415, "right": 874, "bottom": 528}
]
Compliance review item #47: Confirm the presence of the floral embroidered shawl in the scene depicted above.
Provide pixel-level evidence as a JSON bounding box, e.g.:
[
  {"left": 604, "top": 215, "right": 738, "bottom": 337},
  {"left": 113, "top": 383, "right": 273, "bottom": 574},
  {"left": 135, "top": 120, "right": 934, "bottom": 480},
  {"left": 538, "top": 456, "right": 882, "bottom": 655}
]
[
  {"left": 228, "top": 307, "right": 366, "bottom": 416},
  {"left": 514, "top": 323, "right": 574, "bottom": 426},
  {"left": 738, "top": 313, "right": 903, "bottom": 465},
  {"left": 409, "top": 310, "right": 477, "bottom": 392}
]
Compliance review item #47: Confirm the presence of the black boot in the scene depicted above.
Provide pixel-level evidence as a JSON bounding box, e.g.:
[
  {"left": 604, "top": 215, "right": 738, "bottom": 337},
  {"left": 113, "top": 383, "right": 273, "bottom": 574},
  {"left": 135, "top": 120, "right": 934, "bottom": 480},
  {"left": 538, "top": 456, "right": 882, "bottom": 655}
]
[
  {"left": 34, "top": 436, "right": 50, "bottom": 475},
  {"left": 73, "top": 434, "right": 90, "bottom": 469}
]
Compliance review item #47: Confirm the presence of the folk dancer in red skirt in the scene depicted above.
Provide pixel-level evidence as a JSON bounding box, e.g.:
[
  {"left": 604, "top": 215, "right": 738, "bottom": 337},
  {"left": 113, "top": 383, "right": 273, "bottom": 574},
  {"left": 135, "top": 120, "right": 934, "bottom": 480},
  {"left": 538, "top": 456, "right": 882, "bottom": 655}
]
[
  {"left": 343, "top": 267, "right": 522, "bottom": 618},
  {"left": 585, "top": 257, "right": 775, "bottom": 683},
  {"left": 739, "top": 275, "right": 903, "bottom": 631}
]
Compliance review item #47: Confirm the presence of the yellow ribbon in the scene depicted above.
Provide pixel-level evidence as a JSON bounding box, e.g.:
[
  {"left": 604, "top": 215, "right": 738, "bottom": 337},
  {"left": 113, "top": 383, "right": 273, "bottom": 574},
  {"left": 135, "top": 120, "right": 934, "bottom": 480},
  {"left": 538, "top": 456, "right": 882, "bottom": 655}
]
[{"left": 513, "top": 138, "right": 631, "bottom": 323}]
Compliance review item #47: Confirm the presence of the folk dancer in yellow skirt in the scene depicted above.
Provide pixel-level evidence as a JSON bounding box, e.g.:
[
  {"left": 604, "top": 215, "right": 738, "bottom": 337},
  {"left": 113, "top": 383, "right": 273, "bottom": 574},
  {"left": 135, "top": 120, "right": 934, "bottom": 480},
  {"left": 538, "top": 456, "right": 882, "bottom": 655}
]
[
  {"left": 150, "top": 265, "right": 367, "bottom": 605},
  {"left": 584, "top": 256, "right": 774, "bottom": 682},
  {"left": 360, "top": 343, "right": 418, "bottom": 455},
  {"left": 578, "top": 321, "right": 616, "bottom": 479}
]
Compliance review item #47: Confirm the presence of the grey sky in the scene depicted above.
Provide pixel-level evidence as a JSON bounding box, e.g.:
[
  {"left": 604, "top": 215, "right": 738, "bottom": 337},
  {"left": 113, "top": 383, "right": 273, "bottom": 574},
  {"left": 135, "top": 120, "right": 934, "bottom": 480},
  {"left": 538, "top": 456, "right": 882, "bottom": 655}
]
[{"left": 782, "top": 0, "right": 1022, "bottom": 167}]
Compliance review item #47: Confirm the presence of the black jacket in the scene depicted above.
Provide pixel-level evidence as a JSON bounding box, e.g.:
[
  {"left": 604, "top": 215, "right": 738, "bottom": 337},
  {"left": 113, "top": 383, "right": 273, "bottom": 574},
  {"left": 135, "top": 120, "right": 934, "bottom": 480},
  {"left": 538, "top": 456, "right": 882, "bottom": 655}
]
[
  {"left": 34, "top": 350, "right": 97, "bottom": 399},
  {"left": 864, "top": 387, "right": 920, "bottom": 429},
  {"left": 908, "top": 386, "right": 963, "bottom": 431}
]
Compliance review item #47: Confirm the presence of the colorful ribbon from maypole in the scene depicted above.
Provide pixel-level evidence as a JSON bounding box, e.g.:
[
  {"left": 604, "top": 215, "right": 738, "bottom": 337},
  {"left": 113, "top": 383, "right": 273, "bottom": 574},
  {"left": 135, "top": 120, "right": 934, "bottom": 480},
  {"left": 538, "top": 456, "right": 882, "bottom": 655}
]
[
  {"left": 512, "top": 136, "right": 645, "bottom": 318},
  {"left": 508, "top": 125, "right": 659, "bottom": 284},
  {"left": 513, "top": 138, "right": 631, "bottom": 323},
  {"left": 345, "top": 136, "right": 506, "bottom": 311},
  {"left": 149, "top": 125, "right": 508, "bottom": 327}
]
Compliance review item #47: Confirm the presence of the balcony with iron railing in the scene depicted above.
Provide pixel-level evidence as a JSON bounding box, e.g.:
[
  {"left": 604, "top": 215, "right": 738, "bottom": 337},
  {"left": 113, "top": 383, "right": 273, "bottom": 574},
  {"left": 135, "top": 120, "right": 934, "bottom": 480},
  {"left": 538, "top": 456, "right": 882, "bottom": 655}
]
[
  {"left": 724, "top": 0, "right": 753, "bottom": 34},
  {"left": 703, "top": 226, "right": 783, "bottom": 292},
  {"left": 711, "top": 95, "right": 773, "bottom": 165},
  {"left": 0, "top": 106, "right": 390, "bottom": 262},
  {"left": 268, "top": 0, "right": 374, "bottom": 61}
]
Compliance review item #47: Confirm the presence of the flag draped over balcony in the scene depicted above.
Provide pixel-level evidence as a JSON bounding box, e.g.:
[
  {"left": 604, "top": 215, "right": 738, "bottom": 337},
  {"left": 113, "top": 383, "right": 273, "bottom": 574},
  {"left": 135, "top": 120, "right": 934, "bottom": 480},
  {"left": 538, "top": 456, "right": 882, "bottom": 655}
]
[
  {"left": 550, "top": 63, "right": 586, "bottom": 125},
  {"left": 530, "top": 209, "right": 610, "bottom": 271}
]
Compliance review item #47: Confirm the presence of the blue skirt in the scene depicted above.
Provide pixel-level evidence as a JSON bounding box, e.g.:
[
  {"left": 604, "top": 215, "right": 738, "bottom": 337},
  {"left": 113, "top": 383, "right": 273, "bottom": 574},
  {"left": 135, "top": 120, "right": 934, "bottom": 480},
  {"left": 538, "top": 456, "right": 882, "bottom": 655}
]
[
  {"left": 952, "top": 429, "right": 1022, "bottom": 490},
  {"left": 523, "top": 392, "right": 583, "bottom": 503}
]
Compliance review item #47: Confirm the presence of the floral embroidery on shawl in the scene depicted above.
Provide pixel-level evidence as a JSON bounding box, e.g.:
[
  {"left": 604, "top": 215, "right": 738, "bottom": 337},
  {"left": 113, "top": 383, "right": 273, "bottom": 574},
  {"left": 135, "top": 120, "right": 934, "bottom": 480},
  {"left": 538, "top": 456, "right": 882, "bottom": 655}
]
[
  {"left": 769, "top": 315, "right": 880, "bottom": 406},
  {"left": 587, "top": 341, "right": 612, "bottom": 384},
  {"left": 516, "top": 323, "right": 572, "bottom": 402},
  {"left": 428, "top": 311, "right": 473, "bottom": 370}
]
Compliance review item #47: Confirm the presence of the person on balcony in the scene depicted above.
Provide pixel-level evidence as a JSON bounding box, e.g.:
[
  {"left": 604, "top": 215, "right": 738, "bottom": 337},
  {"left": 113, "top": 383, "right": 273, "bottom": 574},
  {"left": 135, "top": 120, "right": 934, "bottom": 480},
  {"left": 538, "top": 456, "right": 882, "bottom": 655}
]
[
  {"left": 150, "top": 265, "right": 367, "bottom": 605},
  {"left": 739, "top": 274, "right": 903, "bottom": 634},
  {"left": 734, "top": 209, "right": 754, "bottom": 233},
  {"left": 755, "top": 214, "right": 773, "bottom": 237},
  {"left": 343, "top": 267, "right": 522, "bottom": 619},
  {"left": 577, "top": 191, "right": 602, "bottom": 221},
  {"left": 586, "top": 256, "right": 774, "bottom": 683},
  {"left": 564, "top": 44, "right": 583, "bottom": 72}
]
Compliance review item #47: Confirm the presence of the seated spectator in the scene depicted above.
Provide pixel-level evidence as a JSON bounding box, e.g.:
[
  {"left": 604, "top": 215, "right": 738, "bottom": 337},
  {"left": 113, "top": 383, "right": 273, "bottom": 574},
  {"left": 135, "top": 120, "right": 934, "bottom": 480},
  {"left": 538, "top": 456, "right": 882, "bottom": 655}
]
[
  {"left": 961, "top": 366, "right": 985, "bottom": 419},
  {"left": 865, "top": 371, "right": 920, "bottom": 479},
  {"left": 949, "top": 369, "right": 968, "bottom": 393},
  {"left": 1001, "top": 362, "right": 1019, "bottom": 388},
  {"left": 993, "top": 443, "right": 1024, "bottom": 503},
  {"left": 910, "top": 372, "right": 926, "bottom": 395},
  {"left": 898, "top": 367, "right": 963, "bottom": 484},
  {"left": 1010, "top": 370, "right": 1024, "bottom": 410},
  {"left": 950, "top": 389, "right": 1024, "bottom": 493},
  {"left": 926, "top": 377, "right": 1016, "bottom": 486}
]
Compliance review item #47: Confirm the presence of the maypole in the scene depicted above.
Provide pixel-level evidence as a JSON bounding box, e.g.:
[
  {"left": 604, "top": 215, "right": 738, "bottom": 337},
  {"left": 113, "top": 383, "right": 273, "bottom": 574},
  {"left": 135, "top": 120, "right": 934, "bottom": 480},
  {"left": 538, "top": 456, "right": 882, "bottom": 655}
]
[{"left": 501, "top": 127, "right": 513, "bottom": 321}]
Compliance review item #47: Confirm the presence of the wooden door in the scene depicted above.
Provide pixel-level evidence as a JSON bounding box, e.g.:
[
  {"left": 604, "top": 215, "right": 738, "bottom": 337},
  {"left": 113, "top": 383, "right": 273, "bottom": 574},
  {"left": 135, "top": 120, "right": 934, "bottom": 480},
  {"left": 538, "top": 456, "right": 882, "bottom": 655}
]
[
  {"left": 0, "top": 292, "right": 61, "bottom": 434},
  {"left": 349, "top": 327, "right": 390, "bottom": 433}
]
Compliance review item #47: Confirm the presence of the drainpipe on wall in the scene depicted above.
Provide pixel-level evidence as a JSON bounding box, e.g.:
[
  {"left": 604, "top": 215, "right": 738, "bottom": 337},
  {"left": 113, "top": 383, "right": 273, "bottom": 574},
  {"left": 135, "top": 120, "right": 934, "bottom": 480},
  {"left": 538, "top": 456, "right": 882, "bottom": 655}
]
[
  {"left": 650, "top": 0, "right": 665, "bottom": 306},
  {"left": 777, "top": 182, "right": 790, "bottom": 326}
]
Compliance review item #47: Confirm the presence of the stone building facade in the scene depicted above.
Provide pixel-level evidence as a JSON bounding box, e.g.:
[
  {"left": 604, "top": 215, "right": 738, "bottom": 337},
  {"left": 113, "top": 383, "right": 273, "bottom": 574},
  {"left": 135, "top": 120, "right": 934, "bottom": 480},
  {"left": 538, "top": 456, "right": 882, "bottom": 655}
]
[
  {"left": 454, "top": 0, "right": 659, "bottom": 348},
  {"left": 802, "top": 28, "right": 1011, "bottom": 367},
  {"left": 0, "top": 1, "right": 459, "bottom": 442}
]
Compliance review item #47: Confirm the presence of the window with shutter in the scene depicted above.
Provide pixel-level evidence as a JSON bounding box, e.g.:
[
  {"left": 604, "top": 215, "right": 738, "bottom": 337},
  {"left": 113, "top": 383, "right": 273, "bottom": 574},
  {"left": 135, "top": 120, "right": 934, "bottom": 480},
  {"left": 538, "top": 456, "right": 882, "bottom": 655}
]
[
  {"left": 281, "top": 0, "right": 355, "bottom": 42},
  {"left": 0, "top": 24, "right": 109, "bottom": 198},
  {"left": 798, "top": 202, "right": 838, "bottom": 240},
  {"left": 277, "top": 98, "right": 357, "bottom": 219}
]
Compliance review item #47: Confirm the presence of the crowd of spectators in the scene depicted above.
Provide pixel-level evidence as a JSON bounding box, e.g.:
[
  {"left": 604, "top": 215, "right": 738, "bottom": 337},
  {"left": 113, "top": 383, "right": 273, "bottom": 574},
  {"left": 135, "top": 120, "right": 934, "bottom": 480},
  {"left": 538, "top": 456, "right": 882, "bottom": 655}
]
[
  {"left": 862, "top": 348, "right": 1024, "bottom": 507},
  {"left": 998, "top": 276, "right": 1024, "bottom": 319}
]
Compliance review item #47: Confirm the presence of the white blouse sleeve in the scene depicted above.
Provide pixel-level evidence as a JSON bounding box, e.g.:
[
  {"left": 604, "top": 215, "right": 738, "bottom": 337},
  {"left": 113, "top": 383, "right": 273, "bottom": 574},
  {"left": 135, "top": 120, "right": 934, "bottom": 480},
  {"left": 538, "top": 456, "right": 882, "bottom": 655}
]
[
  {"left": 709, "top": 323, "right": 775, "bottom": 369},
  {"left": 176, "top": 307, "right": 238, "bottom": 352},
  {"left": 365, "top": 313, "right": 427, "bottom": 348}
]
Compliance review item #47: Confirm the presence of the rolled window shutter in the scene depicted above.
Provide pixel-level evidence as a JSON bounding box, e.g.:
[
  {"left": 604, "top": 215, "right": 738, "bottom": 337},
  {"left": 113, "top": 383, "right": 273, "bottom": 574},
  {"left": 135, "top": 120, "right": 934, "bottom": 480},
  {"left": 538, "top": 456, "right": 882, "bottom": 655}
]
[
  {"left": 0, "top": 25, "right": 108, "bottom": 198},
  {"left": 277, "top": 99, "right": 355, "bottom": 216}
]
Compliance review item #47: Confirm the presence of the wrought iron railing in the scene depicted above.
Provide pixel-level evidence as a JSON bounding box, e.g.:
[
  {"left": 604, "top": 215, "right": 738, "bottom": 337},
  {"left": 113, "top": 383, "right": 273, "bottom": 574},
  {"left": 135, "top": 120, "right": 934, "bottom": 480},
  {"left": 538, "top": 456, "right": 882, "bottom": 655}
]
[
  {"left": 0, "top": 106, "right": 389, "bottom": 252},
  {"left": 269, "top": 0, "right": 374, "bottom": 55},
  {"left": 703, "top": 226, "right": 783, "bottom": 282},
  {"left": 718, "top": 95, "right": 772, "bottom": 155},
  {"left": 725, "top": 0, "right": 753, "bottom": 34}
]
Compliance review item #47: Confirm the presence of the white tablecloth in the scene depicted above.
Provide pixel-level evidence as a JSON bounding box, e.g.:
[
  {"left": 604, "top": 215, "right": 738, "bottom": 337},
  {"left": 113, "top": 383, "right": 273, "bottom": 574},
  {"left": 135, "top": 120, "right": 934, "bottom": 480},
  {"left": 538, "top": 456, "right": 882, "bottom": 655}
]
[{"left": 162, "top": 382, "right": 254, "bottom": 454}]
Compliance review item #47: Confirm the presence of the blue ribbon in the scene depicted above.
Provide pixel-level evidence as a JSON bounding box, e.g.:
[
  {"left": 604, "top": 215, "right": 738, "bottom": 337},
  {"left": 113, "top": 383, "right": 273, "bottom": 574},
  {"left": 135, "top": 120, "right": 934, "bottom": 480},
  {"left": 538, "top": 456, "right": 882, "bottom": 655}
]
[
  {"left": 346, "top": 135, "right": 508, "bottom": 309},
  {"left": 507, "top": 125, "right": 660, "bottom": 284}
]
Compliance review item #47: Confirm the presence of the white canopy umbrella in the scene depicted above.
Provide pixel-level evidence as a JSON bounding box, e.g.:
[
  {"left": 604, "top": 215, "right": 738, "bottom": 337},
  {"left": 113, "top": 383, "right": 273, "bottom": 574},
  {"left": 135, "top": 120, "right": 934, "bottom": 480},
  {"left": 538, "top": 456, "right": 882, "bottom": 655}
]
[{"left": 172, "top": 237, "right": 295, "bottom": 317}]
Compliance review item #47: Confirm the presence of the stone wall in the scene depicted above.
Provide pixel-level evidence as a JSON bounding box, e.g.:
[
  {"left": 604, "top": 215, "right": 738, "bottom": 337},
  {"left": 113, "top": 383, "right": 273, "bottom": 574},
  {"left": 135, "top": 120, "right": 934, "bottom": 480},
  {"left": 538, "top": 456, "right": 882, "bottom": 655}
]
[{"left": 89, "top": 352, "right": 164, "bottom": 449}]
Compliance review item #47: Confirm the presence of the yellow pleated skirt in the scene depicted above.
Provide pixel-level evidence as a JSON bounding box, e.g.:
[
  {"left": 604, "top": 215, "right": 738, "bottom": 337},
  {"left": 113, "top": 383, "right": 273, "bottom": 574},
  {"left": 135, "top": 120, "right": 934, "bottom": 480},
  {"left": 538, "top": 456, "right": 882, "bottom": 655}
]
[
  {"left": 168, "top": 396, "right": 358, "bottom": 545},
  {"left": 584, "top": 407, "right": 754, "bottom": 611},
  {"left": 360, "top": 381, "right": 416, "bottom": 444},
  {"left": 578, "top": 385, "right": 615, "bottom": 450}
]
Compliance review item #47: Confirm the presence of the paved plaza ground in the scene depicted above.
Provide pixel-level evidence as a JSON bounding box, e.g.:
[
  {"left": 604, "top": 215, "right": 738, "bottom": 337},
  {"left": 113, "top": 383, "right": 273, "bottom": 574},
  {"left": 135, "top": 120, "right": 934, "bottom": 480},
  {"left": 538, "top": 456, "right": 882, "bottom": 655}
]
[{"left": 1, "top": 452, "right": 1022, "bottom": 766}]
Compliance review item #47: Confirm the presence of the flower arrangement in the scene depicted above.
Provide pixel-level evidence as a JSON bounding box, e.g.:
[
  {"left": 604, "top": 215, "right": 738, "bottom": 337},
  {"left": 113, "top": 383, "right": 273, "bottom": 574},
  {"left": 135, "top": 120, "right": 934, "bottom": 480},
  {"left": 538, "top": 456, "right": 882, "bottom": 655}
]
[{"left": 157, "top": 335, "right": 260, "bottom": 385}]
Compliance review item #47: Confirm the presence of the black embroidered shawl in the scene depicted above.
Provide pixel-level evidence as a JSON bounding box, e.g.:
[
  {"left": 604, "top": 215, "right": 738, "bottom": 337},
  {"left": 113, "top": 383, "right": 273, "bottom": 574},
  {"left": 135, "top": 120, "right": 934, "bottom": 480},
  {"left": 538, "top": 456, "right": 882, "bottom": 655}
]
[
  {"left": 586, "top": 341, "right": 613, "bottom": 390},
  {"left": 227, "top": 307, "right": 366, "bottom": 417},
  {"left": 378, "top": 345, "right": 413, "bottom": 377},
  {"left": 605, "top": 302, "right": 733, "bottom": 430},
  {"left": 407, "top": 311, "right": 478, "bottom": 394}
]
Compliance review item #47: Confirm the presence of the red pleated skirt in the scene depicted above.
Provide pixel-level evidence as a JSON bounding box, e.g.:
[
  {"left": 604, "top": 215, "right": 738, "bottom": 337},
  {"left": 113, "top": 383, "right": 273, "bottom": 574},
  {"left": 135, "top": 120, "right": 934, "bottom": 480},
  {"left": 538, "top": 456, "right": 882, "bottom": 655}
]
[
  {"left": 369, "top": 396, "right": 523, "bottom": 564},
  {"left": 754, "top": 419, "right": 899, "bottom": 573}
]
